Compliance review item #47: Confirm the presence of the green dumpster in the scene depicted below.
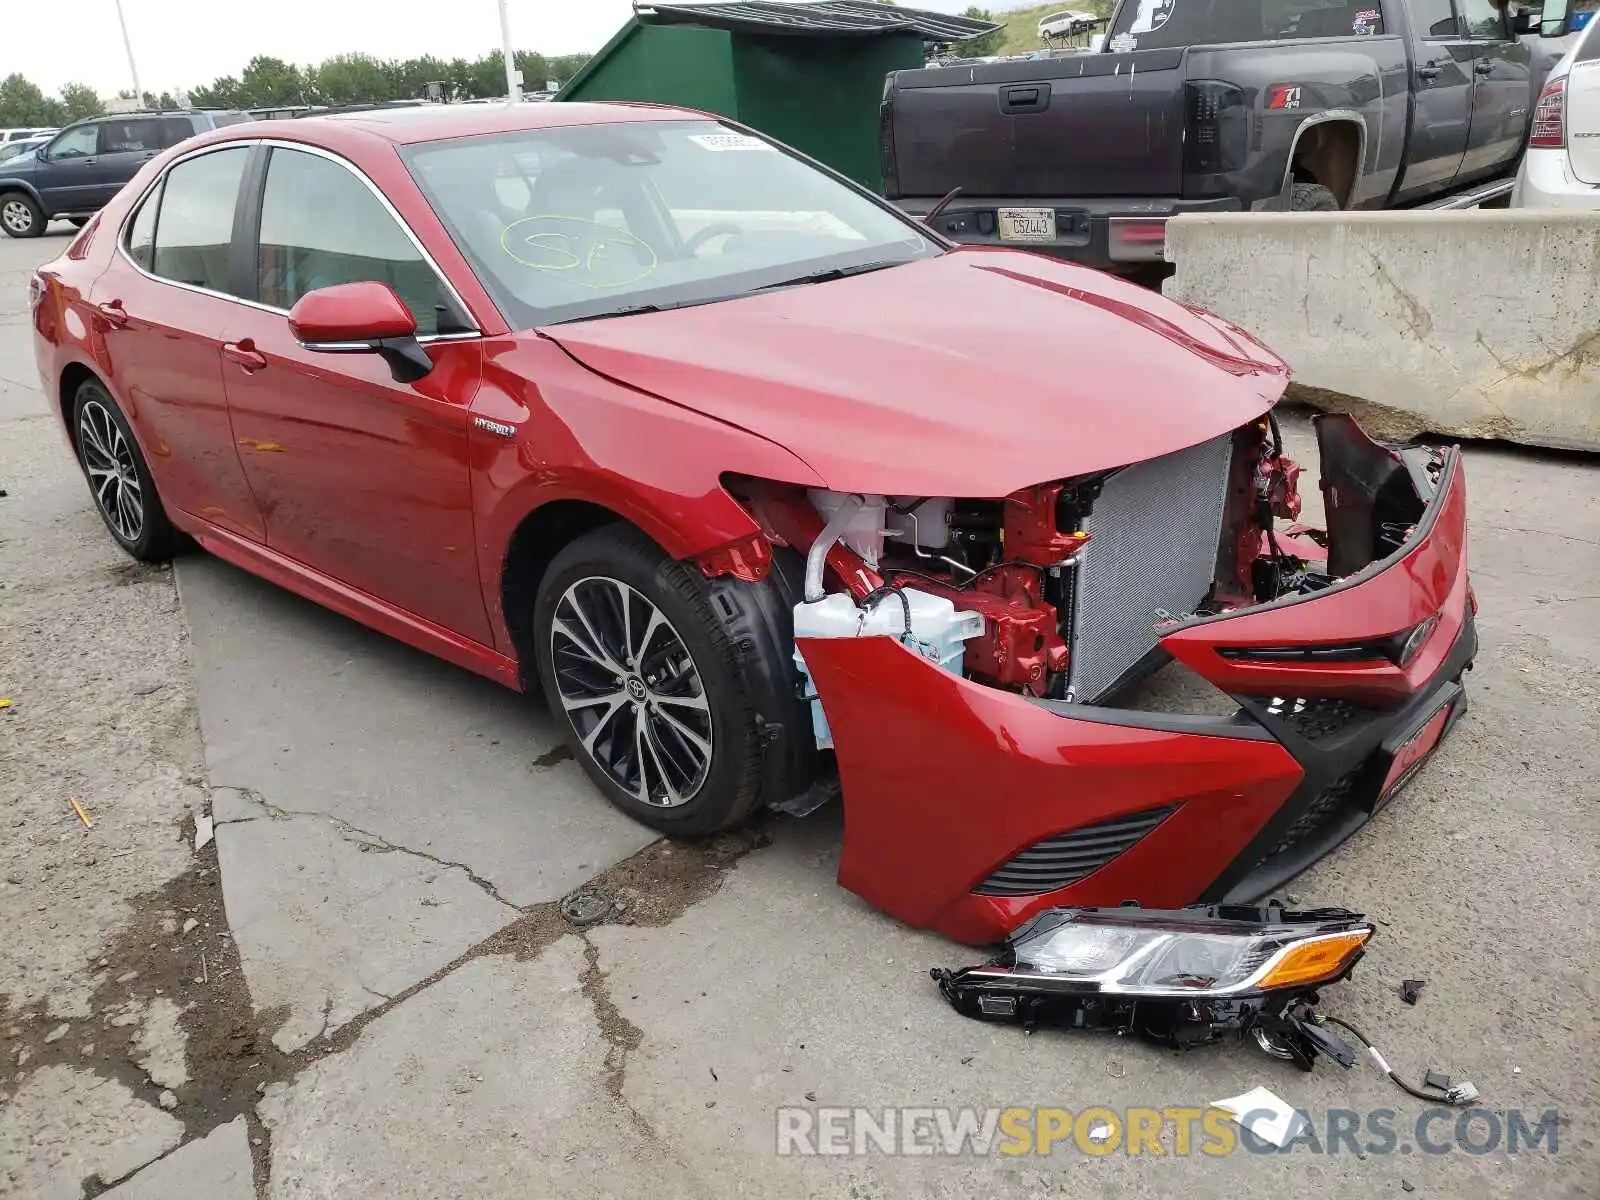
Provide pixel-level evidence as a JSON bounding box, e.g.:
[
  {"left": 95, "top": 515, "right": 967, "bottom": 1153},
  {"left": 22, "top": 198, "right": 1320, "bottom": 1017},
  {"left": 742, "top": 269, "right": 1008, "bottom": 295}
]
[{"left": 555, "top": 1, "right": 997, "bottom": 192}]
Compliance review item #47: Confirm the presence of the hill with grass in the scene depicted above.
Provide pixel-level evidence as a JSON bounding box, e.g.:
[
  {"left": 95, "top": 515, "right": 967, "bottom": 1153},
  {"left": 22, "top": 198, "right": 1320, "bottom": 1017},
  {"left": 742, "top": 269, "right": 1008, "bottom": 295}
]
[{"left": 983, "top": 1, "right": 1113, "bottom": 55}]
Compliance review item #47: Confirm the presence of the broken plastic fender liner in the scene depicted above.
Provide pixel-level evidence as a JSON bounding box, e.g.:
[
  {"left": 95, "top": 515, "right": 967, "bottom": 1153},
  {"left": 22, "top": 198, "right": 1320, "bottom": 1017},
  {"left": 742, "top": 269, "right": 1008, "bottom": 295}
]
[{"left": 796, "top": 635, "right": 1303, "bottom": 943}]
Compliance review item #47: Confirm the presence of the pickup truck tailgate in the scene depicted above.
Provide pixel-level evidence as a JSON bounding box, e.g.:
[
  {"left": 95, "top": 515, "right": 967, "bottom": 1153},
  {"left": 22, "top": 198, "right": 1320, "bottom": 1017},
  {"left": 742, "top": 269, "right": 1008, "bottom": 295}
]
[{"left": 887, "top": 49, "right": 1190, "bottom": 198}]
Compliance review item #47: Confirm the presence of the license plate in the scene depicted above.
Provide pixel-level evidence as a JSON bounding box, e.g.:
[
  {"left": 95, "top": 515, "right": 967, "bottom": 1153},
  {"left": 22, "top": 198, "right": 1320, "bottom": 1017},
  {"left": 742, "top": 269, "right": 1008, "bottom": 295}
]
[
  {"left": 1377, "top": 690, "right": 1461, "bottom": 804},
  {"left": 998, "top": 208, "right": 1057, "bottom": 243}
]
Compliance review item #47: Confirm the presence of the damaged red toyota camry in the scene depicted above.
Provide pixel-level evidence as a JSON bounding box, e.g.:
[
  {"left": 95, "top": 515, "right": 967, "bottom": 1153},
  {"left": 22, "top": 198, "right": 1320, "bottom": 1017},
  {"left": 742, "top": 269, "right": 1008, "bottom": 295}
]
[{"left": 31, "top": 104, "right": 1475, "bottom": 944}]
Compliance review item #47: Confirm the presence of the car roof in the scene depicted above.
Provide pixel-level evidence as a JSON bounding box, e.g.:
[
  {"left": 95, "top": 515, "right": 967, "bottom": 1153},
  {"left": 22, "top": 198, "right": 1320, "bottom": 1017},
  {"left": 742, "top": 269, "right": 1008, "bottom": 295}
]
[{"left": 266, "top": 101, "right": 705, "bottom": 147}]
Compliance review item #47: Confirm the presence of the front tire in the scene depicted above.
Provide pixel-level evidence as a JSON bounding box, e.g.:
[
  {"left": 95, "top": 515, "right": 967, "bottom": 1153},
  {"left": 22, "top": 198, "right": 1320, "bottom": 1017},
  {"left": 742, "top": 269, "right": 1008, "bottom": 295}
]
[
  {"left": 533, "top": 525, "right": 796, "bottom": 837},
  {"left": 0, "top": 192, "right": 45, "bottom": 238},
  {"left": 72, "top": 380, "right": 180, "bottom": 561}
]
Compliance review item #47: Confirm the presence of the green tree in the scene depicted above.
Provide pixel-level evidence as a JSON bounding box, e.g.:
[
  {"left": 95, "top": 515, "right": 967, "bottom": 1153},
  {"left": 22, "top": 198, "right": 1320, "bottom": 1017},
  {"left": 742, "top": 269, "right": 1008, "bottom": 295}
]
[
  {"left": 57, "top": 82, "right": 104, "bottom": 121},
  {"left": 188, "top": 75, "right": 245, "bottom": 109},
  {"left": 312, "top": 53, "right": 391, "bottom": 105},
  {"left": 962, "top": 6, "right": 1006, "bottom": 56},
  {"left": 239, "top": 56, "right": 309, "bottom": 107},
  {"left": 0, "top": 74, "right": 63, "bottom": 126}
]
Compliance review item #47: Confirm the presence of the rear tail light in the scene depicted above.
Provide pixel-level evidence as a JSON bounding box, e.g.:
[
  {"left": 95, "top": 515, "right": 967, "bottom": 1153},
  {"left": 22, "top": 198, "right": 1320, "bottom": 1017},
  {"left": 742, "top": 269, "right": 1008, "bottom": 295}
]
[
  {"left": 879, "top": 80, "right": 901, "bottom": 200},
  {"left": 1530, "top": 77, "right": 1566, "bottom": 149},
  {"left": 28, "top": 274, "right": 45, "bottom": 312}
]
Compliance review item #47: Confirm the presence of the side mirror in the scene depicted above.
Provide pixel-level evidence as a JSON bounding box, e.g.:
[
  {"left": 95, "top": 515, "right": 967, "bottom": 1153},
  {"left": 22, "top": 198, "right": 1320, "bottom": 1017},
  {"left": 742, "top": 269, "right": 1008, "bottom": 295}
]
[
  {"left": 288, "top": 281, "right": 433, "bottom": 383},
  {"left": 1538, "top": 0, "right": 1571, "bottom": 35},
  {"left": 1512, "top": 8, "right": 1539, "bottom": 32}
]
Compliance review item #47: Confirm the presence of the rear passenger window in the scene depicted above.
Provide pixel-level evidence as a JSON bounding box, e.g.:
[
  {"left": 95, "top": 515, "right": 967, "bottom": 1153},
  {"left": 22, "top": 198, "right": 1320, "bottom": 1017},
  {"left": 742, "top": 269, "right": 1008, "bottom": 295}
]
[
  {"left": 1108, "top": 0, "right": 1386, "bottom": 46},
  {"left": 149, "top": 148, "right": 249, "bottom": 294},
  {"left": 98, "top": 118, "right": 166, "bottom": 154},
  {"left": 256, "top": 147, "right": 449, "bottom": 335},
  {"left": 126, "top": 181, "right": 162, "bottom": 270},
  {"left": 1411, "top": 0, "right": 1459, "bottom": 36},
  {"left": 159, "top": 118, "right": 195, "bottom": 149}
]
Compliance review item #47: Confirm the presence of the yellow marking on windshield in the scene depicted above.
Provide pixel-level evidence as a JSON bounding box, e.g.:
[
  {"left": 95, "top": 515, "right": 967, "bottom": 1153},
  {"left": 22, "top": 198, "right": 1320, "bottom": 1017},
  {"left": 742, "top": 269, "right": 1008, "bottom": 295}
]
[{"left": 499, "top": 215, "right": 658, "bottom": 290}]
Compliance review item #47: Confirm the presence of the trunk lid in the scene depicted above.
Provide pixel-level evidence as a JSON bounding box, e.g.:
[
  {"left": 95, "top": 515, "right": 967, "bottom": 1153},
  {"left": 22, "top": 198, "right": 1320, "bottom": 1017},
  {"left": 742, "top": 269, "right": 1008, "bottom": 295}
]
[
  {"left": 887, "top": 49, "right": 1190, "bottom": 199},
  {"left": 1566, "top": 56, "right": 1600, "bottom": 185}
]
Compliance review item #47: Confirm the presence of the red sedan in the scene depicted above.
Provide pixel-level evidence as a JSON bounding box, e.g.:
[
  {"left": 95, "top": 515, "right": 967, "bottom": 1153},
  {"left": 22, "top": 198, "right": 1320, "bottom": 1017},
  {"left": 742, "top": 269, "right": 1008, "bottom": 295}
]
[{"left": 30, "top": 103, "right": 1474, "bottom": 943}]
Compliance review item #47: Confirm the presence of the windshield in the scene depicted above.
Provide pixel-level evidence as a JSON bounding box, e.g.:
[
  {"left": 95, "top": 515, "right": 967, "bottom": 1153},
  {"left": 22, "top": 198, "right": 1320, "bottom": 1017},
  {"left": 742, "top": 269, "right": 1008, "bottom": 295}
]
[{"left": 402, "top": 119, "right": 939, "bottom": 327}]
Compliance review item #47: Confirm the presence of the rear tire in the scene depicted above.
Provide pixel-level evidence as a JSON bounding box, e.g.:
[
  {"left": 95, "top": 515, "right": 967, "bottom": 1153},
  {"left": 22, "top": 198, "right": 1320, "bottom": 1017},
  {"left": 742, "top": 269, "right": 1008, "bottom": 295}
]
[
  {"left": 72, "top": 379, "right": 181, "bottom": 561},
  {"left": 0, "top": 192, "right": 45, "bottom": 238},
  {"left": 532, "top": 524, "right": 802, "bottom": 837},
  {"left": 1290, "top": 182, "right": 1340, "bottom": 212}
]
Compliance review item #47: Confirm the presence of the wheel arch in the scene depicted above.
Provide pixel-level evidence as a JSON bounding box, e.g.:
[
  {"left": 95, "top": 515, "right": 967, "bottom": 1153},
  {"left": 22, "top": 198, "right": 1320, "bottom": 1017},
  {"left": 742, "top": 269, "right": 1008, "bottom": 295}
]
[
  {"left": 1282, "top": 113, "right": 1366, "bottom": 208},
  {"left": 0, "top": 179, "right": 45, "bottom": 206},
  {"left": 58, "top": 360, "right": 103, "bottom": 443}
]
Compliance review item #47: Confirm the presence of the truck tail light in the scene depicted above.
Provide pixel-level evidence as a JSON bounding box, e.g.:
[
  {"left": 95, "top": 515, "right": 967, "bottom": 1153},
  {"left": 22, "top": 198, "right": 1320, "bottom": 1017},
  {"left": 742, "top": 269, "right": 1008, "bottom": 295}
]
[
  {"left": 1530, "top": 77, "right": 1566, "bottom": 149},
  {"left": 879, "top": 84, "right": 901, "bottom": 200},
  {"left": 1184, "top": 80, "right": 1248, "bottom": 175}
]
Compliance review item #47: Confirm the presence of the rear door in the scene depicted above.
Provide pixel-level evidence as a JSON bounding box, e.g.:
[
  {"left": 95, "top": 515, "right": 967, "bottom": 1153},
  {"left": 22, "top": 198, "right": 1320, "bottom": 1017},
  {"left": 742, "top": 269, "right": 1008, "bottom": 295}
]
[
  {"left": 97, "top": 145, "right": 265, "bottom": 539},
  {"left": 89, "top": 116, "right": 168, "bottom": 207},
  {"left": 1458, "top": 0, "right": 1534, "bottom": 175},
  {"left": 1395, "top": 0, "right": 1476, "bottom": 197},
  {"left": 1566, "top": 25, "right": 1600, "bottom": 182}
]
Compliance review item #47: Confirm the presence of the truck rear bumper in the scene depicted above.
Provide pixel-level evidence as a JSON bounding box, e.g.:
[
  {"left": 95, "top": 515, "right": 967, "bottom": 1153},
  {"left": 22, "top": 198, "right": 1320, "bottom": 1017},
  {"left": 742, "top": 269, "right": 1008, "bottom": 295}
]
[{"left": 893, "top": 195, "right": 1242, "bottom": 269}]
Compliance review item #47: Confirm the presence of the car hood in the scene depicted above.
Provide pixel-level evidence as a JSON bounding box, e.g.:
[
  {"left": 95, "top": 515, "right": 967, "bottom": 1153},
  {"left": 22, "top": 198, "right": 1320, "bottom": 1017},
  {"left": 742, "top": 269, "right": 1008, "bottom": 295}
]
[{"left": 542, "top": 247, "right": 1288, "bottom": 497}]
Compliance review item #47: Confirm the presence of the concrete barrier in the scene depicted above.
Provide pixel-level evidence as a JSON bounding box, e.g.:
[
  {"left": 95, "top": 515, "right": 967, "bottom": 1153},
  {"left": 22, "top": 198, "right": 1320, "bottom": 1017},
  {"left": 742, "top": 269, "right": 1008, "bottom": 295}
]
[{"left": 1163, "top": 210, "right": 1600, "bottom": 453}]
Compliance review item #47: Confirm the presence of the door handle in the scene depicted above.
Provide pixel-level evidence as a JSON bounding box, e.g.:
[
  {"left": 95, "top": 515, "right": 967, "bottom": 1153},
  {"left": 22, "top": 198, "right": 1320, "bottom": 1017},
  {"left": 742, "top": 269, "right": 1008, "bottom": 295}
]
[
  {"left": 1474, "top": 59, "right": 1495, "bottom": 75},
  {"left": 1416, "top": 62, "right": 1442, "bottom": 81},
  {"left": 222, "top": 341, "right": 268, "bottom": 372},
  {"left": 96, "top": 300, "right": 128, "bottom": 329}
]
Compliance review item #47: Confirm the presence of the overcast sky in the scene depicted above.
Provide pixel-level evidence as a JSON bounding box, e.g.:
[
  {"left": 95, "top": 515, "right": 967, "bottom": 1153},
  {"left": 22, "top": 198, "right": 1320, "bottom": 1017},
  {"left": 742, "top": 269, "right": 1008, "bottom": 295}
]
[{"left": 5, "top": 0, "right": 997, "bottom": 97}]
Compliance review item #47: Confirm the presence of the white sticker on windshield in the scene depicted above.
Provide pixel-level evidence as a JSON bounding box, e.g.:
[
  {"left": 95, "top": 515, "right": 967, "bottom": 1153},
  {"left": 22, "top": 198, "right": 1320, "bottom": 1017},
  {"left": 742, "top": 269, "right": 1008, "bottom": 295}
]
[
  {"left": 689, "top": 133, "right": 774, "bottom": 152},
  {"left": 1128, "top": 0, "right": 1173, "bottom": 33},
  {"left": 1110, "top": 32, "right": 1138, "bottom": 51}
]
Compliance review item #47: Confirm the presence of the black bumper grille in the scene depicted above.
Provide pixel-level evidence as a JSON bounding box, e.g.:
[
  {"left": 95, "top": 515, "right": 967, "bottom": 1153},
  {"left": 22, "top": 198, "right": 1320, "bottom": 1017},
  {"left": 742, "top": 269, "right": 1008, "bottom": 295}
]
[
  {"left": 1269, "top": 697, "right": 1365, "bottom": 743},
  {"left": 1262, "top": 772, "right": 1358, "bottom": 859},
  {"left": 974, "top": 805, "right": 1177, "bottom": 897}
]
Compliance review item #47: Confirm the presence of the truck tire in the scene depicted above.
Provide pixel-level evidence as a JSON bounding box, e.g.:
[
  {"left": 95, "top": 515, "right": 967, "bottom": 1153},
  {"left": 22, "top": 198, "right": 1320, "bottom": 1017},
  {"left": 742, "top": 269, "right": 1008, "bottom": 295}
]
[{"left": 1290, "top": 183, "right": 1340, "bottom": 212}]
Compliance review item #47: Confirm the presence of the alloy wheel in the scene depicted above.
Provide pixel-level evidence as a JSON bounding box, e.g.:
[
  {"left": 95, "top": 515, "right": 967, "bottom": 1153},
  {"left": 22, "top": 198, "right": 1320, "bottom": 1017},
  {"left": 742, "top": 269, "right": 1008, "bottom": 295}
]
[
  {"left": 1, "top": 199, "right": 34, "bottom": 235},
  {"left": 78, "top": 399, "right": 144, "bottom": 543},
  {"left": 549, "top": 576, "right": 714, "bottom": 808}
]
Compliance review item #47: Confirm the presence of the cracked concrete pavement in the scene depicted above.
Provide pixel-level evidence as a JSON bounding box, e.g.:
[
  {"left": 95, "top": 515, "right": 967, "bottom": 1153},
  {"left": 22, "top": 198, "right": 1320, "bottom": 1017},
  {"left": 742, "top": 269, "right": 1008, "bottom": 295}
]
[{"left": 2, "top": 230, "right": 1598, "bottom": 1198}]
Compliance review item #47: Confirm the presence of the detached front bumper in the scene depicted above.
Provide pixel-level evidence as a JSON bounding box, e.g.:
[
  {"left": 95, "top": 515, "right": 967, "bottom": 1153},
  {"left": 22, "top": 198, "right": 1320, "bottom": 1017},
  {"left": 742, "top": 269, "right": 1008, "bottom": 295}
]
[{"left": 798, "top": 420, "right": 1473, "bottom": 944}]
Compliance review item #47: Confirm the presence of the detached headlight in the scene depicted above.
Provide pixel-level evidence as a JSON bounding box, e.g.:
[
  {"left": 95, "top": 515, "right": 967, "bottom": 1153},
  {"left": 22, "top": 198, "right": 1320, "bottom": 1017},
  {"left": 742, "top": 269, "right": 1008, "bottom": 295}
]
[{"left": 933, "top": 904, "right": 1374, "bottom": 1069}]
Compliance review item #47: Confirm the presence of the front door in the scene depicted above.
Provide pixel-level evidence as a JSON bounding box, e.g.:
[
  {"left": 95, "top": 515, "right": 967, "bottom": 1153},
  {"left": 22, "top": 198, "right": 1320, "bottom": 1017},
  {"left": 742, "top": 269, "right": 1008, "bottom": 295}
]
[
  {"left": 34, "top": 123, "right": 102, "bottom": 214},
  {"left": 1459, "top": 0, "right": 1534, "bottom": 177},
  {"left": 97, "top": 145, "right": 264, "bottom": 540},
  {"left": 220, "top": 143, "right": 491, "bottom": 644}
]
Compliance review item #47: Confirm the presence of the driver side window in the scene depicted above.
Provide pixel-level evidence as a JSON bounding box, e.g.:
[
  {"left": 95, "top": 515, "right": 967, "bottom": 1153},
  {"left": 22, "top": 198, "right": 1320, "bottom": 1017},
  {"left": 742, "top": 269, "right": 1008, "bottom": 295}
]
[{"left": 49, "top": 124, "right": 99, "bottom": 160}]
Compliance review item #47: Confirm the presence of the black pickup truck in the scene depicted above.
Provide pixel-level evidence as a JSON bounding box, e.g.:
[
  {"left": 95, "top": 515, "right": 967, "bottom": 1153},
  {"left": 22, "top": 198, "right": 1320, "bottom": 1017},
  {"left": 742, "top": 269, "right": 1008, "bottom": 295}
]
[{"left": 880, "top": 0, "right": 1573, "bottom": 269}]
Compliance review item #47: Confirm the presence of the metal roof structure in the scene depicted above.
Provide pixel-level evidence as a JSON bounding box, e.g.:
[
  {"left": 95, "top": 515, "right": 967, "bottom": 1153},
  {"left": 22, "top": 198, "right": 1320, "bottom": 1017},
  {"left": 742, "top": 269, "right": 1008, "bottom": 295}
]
[{"left": 632, "top": 1, "right": 1000, "bottom": 41}]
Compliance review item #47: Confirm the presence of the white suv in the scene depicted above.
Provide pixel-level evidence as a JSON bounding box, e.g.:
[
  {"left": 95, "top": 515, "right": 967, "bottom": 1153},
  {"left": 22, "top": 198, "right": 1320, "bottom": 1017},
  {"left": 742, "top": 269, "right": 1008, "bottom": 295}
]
[{"left": 1513, "top": 13, "right": 1600, "bottom": 208}]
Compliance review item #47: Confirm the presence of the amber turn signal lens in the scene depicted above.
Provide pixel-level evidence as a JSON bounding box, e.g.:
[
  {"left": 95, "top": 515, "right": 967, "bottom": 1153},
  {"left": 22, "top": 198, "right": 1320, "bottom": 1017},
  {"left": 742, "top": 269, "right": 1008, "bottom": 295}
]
[{"left": 1256, "top": 930, "right": 1371, "bottom": 990}]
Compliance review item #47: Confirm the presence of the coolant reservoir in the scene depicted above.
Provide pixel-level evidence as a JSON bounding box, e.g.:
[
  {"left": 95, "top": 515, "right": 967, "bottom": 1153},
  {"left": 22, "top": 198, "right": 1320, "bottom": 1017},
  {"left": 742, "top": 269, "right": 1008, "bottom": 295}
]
[{"left": 792, "top": 589, "right": 983, "bottom": 749}]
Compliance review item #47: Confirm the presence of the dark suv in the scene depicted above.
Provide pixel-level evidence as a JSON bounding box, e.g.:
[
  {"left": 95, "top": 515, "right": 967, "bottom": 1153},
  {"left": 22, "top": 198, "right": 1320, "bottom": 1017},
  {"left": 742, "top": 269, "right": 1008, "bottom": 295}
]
[{"left": 0, "top": 110, "right": 249, "bottom": 238}]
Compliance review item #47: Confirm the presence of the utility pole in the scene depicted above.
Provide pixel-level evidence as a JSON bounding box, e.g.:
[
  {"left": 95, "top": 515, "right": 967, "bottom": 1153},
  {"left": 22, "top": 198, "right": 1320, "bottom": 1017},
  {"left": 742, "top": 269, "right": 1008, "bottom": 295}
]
[
  {"left": 497, "top": 0, "right": 522, "bottom": 102},
  {"left": 114, "top": 0, "right": 144, "bottom": 103}
]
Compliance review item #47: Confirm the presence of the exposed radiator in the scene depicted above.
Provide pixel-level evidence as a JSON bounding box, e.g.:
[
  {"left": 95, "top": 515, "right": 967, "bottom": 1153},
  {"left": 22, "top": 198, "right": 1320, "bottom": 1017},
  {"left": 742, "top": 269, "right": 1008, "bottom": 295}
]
[{"left": 1068, "top": 432, "right": 1235, "bottom": 703}]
